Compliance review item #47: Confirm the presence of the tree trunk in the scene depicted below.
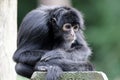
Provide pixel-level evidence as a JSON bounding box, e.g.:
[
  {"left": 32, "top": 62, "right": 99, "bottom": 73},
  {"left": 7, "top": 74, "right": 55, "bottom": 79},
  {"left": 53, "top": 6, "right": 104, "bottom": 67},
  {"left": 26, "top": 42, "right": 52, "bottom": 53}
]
[
  {"left": 38, "top": 0, "right": 71, "bottom": 6},
  {"left": 0, "top": 0, "right": 17, "bottom": 80}
]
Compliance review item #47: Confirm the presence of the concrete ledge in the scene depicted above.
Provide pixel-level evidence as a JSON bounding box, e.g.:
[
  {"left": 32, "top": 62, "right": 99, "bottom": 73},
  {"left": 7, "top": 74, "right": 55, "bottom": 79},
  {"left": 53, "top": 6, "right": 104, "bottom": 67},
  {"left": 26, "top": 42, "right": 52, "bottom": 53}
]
[
  {"left": 17, "top": 75, "right": 29, "bottom": 80},
  {"left": 31, "top": 71, "right": 108, "bottom": 80},
  {"left": 17, "top": 71, "right": 108, "bottom": 80}
]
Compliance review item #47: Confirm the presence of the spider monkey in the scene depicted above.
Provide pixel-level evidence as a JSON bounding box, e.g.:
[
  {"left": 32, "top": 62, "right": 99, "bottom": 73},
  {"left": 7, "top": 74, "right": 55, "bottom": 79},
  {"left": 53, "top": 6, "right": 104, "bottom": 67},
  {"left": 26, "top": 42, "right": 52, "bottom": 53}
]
[{"left": 13, "top": 6, "right": 94, "bottom": 80}]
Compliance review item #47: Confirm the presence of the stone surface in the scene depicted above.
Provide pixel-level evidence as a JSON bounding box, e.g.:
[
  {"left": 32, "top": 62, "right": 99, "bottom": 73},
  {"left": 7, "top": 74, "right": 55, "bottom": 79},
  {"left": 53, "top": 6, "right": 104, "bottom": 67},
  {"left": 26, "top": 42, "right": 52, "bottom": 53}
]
[
  {"left": 17, "top": 75, "right": 29, "bottom": 80},
  {"left": 30, "top": 71, "right": 108, "bottom": 80}
]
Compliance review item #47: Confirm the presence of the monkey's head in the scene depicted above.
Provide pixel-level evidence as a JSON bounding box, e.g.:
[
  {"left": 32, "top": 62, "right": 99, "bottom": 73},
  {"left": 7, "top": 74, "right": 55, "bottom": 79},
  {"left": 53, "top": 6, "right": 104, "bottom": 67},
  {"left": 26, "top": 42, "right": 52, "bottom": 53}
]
[{"left": 49, "top": 7, "right": 84, "bottom": 43}]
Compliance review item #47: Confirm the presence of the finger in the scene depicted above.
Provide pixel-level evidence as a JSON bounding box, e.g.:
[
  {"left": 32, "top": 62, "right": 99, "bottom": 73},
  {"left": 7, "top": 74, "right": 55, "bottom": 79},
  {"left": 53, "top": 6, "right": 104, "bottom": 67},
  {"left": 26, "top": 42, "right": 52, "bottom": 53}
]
[{"left": 37, "top": 66, "right": 48, "bottom": 71}]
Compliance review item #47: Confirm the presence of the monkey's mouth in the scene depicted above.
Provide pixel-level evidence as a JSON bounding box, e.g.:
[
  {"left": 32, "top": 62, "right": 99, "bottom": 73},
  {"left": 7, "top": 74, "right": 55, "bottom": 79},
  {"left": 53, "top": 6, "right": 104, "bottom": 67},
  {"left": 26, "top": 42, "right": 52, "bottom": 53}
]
[{"left": 64, "top": 36, "right": 75, "bottom": 42}]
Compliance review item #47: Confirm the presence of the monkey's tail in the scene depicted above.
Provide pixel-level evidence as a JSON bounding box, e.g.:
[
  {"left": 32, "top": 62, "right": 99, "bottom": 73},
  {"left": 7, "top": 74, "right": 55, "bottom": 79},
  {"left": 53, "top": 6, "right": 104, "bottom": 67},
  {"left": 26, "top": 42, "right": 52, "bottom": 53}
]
[{"left": 46, "top": 65, "right": 63, "bottom": 80}]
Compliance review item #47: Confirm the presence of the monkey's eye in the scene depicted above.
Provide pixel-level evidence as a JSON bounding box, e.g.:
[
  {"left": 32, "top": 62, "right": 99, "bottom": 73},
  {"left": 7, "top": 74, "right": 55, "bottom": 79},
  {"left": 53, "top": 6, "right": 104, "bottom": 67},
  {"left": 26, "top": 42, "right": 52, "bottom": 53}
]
[
  {"left": 62, "top": 23, "right": 72, "bottom": 31},
  {"left": 73, "top": 24, "right": 79, "bottom": 31}
]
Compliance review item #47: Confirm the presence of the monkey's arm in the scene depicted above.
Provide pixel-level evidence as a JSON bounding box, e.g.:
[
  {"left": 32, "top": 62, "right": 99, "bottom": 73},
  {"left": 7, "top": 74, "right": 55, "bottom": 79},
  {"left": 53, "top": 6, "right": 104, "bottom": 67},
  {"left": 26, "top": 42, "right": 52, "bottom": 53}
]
[
  {"left": 49, "top": 59, "right": 94, "bottom": 71},
  {"left": 38, "top": 48, "right": 93, "bottom": 70},
  {"left": 34, "top": 49, "right": 77, "bottom": 71},
  {"left": 35, "top": 58, "right": 94, "bottom": 71},
  {"left": 40, "top": 49, "right": 65, "bottom": 61}
]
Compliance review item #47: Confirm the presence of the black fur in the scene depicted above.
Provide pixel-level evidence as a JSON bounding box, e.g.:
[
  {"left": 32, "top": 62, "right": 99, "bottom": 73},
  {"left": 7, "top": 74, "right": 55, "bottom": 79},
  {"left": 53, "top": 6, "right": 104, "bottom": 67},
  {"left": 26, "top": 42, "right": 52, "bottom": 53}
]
[{"left": 13, "top": 6, "right": 94, "bottom": 80}]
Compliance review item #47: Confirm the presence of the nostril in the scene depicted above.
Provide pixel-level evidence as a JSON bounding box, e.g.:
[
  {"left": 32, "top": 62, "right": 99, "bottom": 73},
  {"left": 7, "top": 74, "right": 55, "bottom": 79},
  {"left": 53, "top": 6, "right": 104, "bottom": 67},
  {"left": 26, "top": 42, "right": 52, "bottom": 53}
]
[{"left": 71, "top": 34, "right": 74, "bottom": 37}]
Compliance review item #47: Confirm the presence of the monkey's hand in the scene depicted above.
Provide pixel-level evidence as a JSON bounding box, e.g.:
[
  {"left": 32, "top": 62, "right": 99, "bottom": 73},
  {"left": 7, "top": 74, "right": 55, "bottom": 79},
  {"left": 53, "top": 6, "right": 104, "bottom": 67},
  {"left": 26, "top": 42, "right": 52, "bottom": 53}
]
[
  {"left": 40, "top": 49, "right": 65, "bottom": 62},
  {"left": 37, "top": 66, "right": 48, "bottom": 71},
  {"left": 34, "top": 62, "right": 49, "bottom": 71},
  {"left": 35, "top": 61, "right": 63, "bottom": 80}
]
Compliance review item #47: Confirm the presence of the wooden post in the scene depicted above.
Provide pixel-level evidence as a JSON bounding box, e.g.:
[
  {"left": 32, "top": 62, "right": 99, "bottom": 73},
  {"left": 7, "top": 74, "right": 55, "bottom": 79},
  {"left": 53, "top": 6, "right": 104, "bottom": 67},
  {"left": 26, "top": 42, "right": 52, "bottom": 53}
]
[
  {"left": 0, "top": 0, "right": 17, "bottom": 80},
  {"left": 38, "top": 0, "right": 71, "bottom": 6}
]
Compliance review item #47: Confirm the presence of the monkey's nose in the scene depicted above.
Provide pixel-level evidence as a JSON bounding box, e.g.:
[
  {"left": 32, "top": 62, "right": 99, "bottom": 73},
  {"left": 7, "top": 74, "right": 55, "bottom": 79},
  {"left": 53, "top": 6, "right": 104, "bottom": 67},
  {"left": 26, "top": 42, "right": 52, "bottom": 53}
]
[
  {"left": 70, "top": 33, "right": 75, "bottom": 37},
  {"left": 70, "top": 29, "right": 75, "bottom": 36}
]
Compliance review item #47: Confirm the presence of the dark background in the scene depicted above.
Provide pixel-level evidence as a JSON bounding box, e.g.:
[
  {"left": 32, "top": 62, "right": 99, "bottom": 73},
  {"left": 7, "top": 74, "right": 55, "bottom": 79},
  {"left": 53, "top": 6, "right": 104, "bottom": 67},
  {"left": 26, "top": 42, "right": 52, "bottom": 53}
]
[{"left": 18, "top": 0, "right": 120, "bottom": 80}]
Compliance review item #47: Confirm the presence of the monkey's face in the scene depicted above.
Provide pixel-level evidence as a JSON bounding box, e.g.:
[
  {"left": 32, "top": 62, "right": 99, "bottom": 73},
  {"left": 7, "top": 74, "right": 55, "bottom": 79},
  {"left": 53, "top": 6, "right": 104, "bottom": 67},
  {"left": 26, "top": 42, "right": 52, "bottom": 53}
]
[
  {"left": 59, "top": 10, "right": 80, "bottom": 43},
  {"left": 62, "top": 23, "right": 79, "bottom": 43},
  {"left": 50, "top": 7, "right": 83, "bottom": 43}
]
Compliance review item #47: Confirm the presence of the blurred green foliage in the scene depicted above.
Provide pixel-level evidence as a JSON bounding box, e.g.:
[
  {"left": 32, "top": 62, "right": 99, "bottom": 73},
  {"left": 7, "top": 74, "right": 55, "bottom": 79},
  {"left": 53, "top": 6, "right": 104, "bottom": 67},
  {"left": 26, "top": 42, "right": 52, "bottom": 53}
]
[{"left": 18, "top": 0, "right": 120, "bottom": 80}]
